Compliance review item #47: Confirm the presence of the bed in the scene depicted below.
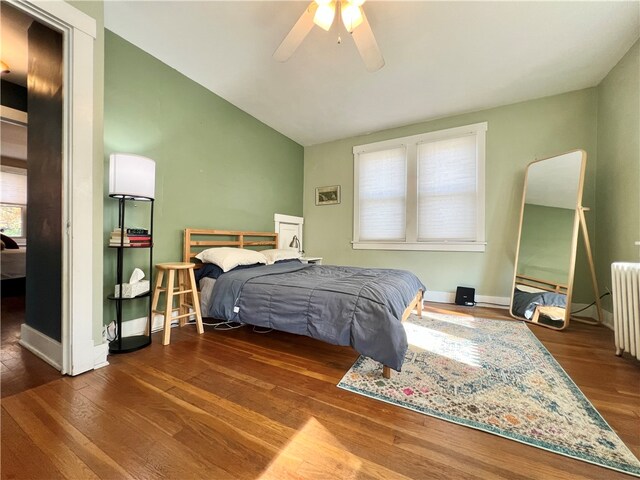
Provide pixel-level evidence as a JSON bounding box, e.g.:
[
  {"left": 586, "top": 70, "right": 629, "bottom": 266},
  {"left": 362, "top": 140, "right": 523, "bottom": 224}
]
[
  {"left": 512, "top": 274, "right": 567, "bottom": 327},
  {"left": 1, "top": 248, "right": 26, "bottom": 280},
  {"left": 184, "top": 229, "right": 425, "bottom": 377}
]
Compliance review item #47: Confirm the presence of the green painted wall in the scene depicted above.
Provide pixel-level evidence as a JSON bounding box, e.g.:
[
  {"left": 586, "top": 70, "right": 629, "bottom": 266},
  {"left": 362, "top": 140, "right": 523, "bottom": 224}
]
[
  {"left": 66, "top": 1, "right": 105, "bottom": 345},
  {"left": 303, "top": 89, "right": 598, "bottom": 300},
  {"left": 103, "top": 31, "right": 303, "bottom": 325},
  {"left": 517, "top": 204, "right": 575, "bottom": 285},
  {"left": 596, "top": 39, "right": 640, "bottom": 313}
]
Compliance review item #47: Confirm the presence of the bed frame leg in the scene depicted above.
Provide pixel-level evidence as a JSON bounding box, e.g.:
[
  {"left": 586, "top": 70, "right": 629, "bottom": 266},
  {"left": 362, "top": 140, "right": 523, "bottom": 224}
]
[
  {"left": 417, "top": 290, "right": 423, "bottom": 316},
  {"left": 383, "top": 366, "right": 391, "bottom": 379}
]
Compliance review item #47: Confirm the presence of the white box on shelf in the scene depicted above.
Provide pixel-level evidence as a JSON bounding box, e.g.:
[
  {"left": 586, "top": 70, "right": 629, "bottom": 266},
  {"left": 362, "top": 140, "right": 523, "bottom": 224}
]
[{"left": 114, "top": 280, "right": 150, "bottom": 298}]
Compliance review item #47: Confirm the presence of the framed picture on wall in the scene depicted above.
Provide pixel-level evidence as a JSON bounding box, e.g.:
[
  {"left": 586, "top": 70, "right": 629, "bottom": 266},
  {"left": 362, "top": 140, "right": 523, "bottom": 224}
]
[{"left": 315, "top": 185, "right": 341, "bottom": 206}]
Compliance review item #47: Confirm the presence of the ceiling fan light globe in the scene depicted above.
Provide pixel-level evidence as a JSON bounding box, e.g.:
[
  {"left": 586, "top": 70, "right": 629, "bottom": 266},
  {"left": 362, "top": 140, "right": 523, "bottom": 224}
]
[
  {"left": 314, "top": 3, "right": 336, "bottom": 31},
  {"left": 314, "top": 0, "right": 332, "bottom": 5},
  {"left": 341, "top": 3, "right": 363, "bottom": 32},
  {"left": 349, "top": 0, "right": 366, "bottom": 6}
]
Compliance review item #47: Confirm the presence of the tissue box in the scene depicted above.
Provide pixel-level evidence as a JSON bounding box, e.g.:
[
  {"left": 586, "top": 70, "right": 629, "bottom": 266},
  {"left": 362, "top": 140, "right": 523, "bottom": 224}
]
[{"left": 114, "top": 280, "right": 150, "bottom": 298}]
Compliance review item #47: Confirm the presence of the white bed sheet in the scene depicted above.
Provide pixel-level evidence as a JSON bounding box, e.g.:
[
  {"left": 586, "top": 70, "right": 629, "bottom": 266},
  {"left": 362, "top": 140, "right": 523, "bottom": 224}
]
[
  {"left": 1, "top": 248, "right": 26, "bottom": 280},
  {"left": 199, "top": 277, "right": 216, "bottom": 316}
]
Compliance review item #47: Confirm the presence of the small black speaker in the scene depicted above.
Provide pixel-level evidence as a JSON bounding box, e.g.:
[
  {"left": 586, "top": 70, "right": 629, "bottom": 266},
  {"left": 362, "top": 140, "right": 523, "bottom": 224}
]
[{"left": 455, "top": 286, "right": 476, "bottom": 306}]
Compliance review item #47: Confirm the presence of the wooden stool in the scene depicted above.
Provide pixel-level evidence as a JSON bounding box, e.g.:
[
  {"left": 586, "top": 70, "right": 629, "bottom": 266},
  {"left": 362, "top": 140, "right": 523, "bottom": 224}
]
[{"left": 151, "top": 262, "right": 204, "bottom": 345}]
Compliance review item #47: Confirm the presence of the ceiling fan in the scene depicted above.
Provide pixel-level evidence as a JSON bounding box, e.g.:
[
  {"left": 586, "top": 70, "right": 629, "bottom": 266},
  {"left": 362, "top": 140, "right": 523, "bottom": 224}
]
[{"left": 273, "top": 0, "right": 385, "bottom": 72}]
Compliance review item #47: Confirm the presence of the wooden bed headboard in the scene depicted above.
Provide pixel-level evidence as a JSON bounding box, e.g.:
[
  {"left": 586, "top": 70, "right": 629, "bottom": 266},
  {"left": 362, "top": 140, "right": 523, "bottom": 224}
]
[
  {"left": 515, "top": 273, "right": 568, "bottom": 294},
  {"left": 183, "top": 229, "right": 278, "bottom": 266}
]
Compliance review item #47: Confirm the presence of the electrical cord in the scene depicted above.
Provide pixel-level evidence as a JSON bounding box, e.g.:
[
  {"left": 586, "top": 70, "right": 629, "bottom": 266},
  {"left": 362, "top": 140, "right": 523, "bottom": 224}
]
[
  {"left": 187, "top": 318, "right": 271, "bottom": 333},
  {"left": 187, "top": 318, "right": 245, "bottom": 330},
  {"left": 570, "top": 291, "right": 611, "bottom": 314}
]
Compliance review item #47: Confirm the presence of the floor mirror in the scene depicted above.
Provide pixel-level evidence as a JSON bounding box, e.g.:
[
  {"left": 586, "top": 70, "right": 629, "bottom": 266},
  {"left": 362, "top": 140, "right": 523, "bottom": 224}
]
[{"left": 510, "top": 150, "right": 602, "bottom": 330}]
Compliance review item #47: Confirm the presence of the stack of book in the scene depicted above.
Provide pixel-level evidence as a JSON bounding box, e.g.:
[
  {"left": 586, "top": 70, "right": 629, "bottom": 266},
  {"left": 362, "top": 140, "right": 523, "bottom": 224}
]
[{"left": 109, "top": 228, "right": 152, "bottom": 247}]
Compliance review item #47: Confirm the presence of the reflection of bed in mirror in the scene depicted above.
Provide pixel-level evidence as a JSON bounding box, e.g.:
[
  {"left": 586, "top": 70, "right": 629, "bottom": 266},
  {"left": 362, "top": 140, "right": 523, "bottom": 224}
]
[
  {"left": 510, "top": 149, "right": 602, "bottom": 330},
  {"left": 512, "top": 275, "right": 567, "bottom": 327}
]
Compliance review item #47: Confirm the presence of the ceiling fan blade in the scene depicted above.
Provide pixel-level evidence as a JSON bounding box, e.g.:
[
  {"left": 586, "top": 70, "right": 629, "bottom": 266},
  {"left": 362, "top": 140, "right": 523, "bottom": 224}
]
[
  {"left": 351, "top": 9, "right": 385, "bottom": 72},
  {"left": 273, "top": 2, "right": 318, "bottom": 62}
]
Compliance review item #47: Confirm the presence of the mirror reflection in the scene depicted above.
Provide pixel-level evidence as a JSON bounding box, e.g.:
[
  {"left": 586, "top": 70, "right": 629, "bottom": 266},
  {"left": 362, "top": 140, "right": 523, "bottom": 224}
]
[{"left": 510, "top": 150, "right": 585, "bottom": 329}]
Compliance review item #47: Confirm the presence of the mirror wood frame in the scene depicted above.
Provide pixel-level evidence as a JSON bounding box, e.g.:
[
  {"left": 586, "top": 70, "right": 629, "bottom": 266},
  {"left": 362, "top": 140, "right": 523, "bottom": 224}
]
[{"left": 510, "top": 149, "right": 587, "bottom": 330}]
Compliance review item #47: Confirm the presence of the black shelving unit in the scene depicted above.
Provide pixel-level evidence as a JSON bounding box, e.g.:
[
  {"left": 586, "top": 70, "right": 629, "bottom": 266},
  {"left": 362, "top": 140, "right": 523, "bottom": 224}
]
[{"left": 108, "top": 194, "right": 154, "bottom": 354}]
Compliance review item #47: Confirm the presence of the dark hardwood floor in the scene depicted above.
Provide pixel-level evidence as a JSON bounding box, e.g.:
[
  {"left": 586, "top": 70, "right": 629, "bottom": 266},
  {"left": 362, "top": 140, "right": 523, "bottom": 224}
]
[
  {"left": 1, "top": 303, "right": 638, "bottom": 479},
  {"left": 1, "top": 291, "right": 61, "bottom": 398}
]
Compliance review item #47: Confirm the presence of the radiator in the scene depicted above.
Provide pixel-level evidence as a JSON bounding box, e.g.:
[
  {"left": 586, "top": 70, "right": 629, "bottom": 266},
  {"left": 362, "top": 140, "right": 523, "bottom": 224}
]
[{"left": 611, "top": 262, "right": 640, "bottom": 359}]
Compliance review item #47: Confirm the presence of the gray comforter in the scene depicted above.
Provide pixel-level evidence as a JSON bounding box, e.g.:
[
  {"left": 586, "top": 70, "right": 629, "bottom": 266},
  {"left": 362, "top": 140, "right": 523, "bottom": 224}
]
[{"left": 206, "top": 262, "right": 425, "bottom": 371}]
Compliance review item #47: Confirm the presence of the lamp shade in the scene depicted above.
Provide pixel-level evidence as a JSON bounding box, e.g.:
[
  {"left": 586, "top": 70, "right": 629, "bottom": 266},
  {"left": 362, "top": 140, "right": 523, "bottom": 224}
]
[
  {"left": 109, "top": 153, "right": 156, "bottom": 199},
  {"left": 313, "top": 3, "right": 335, "bottom": 31},
  {"left": 289, "top": 235, "right": 300, "bottom": 250}
]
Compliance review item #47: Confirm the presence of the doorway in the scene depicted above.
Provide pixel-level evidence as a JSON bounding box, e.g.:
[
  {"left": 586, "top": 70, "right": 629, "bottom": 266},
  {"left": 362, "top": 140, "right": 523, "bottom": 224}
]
[
  {"left": 1, "top": 0, "right": 98, "bottom": 378},
  {"left": 1, "top": 4, "right": 64, "bottom": 396}
]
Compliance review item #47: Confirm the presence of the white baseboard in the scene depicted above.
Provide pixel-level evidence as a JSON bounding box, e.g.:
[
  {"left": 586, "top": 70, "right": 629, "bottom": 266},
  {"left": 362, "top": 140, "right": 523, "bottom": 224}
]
[
  {"left": 19, "top": 324, "right": 62, "bottom": 371},
  {"left": 93, "top": 342, "right": 109, "bottom": 369},
  {"left": 108, "top": 309, "right": 191, "bottom": 341},
  {"left": 424, "top": 290, "right": 510, "bottom": 308},
  {"left": 424, "top": 291, "right": 614, "bottom": 330},
  {"left": 571, "top": 303, "right": 613, "bottom": 330}
]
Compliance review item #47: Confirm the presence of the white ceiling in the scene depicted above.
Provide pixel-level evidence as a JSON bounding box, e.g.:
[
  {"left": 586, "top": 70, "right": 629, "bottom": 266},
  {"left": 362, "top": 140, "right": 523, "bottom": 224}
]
[{"left": 93, "top": 3, "right": 640, "bottom": 146}]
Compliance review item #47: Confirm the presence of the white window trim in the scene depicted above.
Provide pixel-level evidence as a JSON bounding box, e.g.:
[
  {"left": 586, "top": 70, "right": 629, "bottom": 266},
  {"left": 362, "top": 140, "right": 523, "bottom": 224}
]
[{"left": 352, "top": 122, "right": 487, "bottom": 252}]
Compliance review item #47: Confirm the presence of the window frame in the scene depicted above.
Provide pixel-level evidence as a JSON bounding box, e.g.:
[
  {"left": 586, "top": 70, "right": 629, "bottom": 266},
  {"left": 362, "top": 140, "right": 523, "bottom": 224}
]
[
  {"left": 0, "top": 203, "right": 27, "bottom": 241},
  {"left": 352, "top": 122, "right": 487, "bottom": 252}
]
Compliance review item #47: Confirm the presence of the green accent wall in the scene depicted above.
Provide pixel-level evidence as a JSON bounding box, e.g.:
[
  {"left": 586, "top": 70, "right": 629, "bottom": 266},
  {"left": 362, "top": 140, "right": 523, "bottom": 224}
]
[
  {"left": 517, "top": 204, "right": 575, "bottom": 286},
  {"left": 303, "top": 89, "right": 599, "bottom": 300},
  {"left": 596, "top": 39, "right": 640, "bottom": 313},
  {"left": 103, "top": 31, "right": 303, "bottom": 326}
]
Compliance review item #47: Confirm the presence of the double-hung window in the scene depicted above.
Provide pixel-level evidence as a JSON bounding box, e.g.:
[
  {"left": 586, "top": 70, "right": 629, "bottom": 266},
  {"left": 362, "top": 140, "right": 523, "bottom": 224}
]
[
  {"left": 353, "top": 122, "right": 487, "bottom": 251},
  {"left": 0, "top": 166, "right": 28, "bottom": 240}
]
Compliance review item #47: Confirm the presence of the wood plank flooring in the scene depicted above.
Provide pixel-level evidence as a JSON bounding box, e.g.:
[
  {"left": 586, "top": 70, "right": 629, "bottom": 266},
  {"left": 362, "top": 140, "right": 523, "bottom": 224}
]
[
  {"left": 1, "top": 293, "right": 61, "bottom": 398},
  {"left": 2, "top": 303, "right": 639, "bottom": 479}
]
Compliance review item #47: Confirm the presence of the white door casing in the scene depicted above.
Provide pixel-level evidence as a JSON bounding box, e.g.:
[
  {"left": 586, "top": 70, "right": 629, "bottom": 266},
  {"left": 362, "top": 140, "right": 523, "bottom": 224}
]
[{"left": 9, "top": 0, "right": 97, "bottom": 375}]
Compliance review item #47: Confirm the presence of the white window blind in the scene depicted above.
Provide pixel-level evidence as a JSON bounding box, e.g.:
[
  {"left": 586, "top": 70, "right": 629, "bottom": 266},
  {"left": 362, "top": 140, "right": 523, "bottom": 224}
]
[
  {"left": 0, "top": 168, "right": 27, "bottom": 205},
  {"left": 352, "top": 122, "right": 486, "bottom": 251},
  {"left": 358, "top": 147, "right": 407, "bottom": 241},
  {"left": 418, "top": 135, "right": 477, "bottom": 241}
]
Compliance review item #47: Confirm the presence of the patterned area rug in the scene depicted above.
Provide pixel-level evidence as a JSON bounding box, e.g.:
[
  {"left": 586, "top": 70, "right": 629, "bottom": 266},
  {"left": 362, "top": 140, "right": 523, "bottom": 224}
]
[{"left": 338, "top": 312, "right": 640, "bottom": 477}]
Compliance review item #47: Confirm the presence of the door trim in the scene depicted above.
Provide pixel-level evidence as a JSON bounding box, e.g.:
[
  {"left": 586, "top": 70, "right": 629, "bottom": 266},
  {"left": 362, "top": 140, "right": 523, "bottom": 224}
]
[{"left": 10, "top": 0, "right": 98, "bottom": 375}]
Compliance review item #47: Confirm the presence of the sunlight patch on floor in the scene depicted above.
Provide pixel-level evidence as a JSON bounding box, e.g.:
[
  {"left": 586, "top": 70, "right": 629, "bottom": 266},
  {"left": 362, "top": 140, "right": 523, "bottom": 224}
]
[
  {"left": 404, "top": 322, "right": 481, "bottom": 368},
  {"left": 427, "top": 305, "right": 477, "bottom": 319},
  {"left": 259, "top": 417, "right": 361, "bottom": 479},
  {"left": 422, "top": 311, "right": 480, "bottom": 329}
]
